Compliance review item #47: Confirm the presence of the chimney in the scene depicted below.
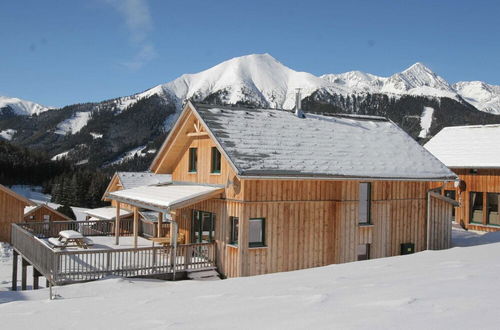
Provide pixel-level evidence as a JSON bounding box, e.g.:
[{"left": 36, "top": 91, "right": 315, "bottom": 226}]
[{"left": 295, "top": 88, "right": 305, "bottom": 118}]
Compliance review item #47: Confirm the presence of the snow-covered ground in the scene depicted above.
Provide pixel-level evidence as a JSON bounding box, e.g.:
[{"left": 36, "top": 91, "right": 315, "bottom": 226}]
[
  {"left": 1, "top": 227, "right": 500, "bottom": 329},
  {"left": 55, "top": 111, "right": 92, "bottom": 135},
  {"left": 418, "top": 106, "right": 434, "bottom": 138},
  {"left": 0, "top": 128, "right": 17, "bottom": 140}
]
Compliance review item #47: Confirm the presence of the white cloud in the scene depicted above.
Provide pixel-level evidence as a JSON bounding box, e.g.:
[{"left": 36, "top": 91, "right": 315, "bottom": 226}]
[{"left": 104, "top": 0, "right": 157, "bottom": 69}]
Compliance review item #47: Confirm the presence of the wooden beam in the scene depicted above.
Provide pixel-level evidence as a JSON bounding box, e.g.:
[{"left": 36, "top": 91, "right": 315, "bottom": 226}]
[
  {"left": 115, "top": 202, "right": 121, "bottom": 245},
  {"left": 133, "top": 207, "right": 139, "bottom": 248},
  {"left": 11, "top": 250, "right": 18, "bottom": 291},
  {"left": 21, "top": 258, "right": 28, "bottom": 290},
  {"left": 33, "top": 268, "right": 41, "bottom": 290},
  {"left": 187, "top": 132, "right": 209, "bottom": 137},
  {"left": 157, "top": 212, "right": 163, "bottom": 238}
]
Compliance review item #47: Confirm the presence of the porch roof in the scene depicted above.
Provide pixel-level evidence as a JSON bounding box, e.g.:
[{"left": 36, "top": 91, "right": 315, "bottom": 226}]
[
  {"left": 106, "top": 183, "right": 224, "bottom": 213},
  {"left": 84, "top": 207, "right": 133, "bottom": 220}
]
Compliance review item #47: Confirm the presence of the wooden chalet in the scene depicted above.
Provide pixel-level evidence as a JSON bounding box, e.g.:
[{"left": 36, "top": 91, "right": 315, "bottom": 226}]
[
  {"left": 0, "top": 184, "right": 35, "bottom": 242},
  {"left": 24, "top": 203, "right": 72, "bottom": 223},
  {"left": 10, "top": 101, "right": 459, "bottom": 290},
  {"left": 106, "top": 101, "right": 458, "bottom": 278},
  {"left": 425, "top": 124, "right": 500, "bottom": 231}
]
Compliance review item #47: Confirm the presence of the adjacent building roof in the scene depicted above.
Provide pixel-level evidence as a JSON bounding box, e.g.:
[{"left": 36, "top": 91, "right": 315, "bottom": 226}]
[
  {"left": 425, "top": 124, "right": 500, "bottom": 168},
  {"left": 108, "top": 184, "right": 225, "bottom": 212},
  {"left": 84, "top": 207, "right": 133, "bottom": 221},
  {"left": 116, "top": 172, "right": 172, "bottom": 189},
  {"left": 192, "top": 103, "right": 456, "bottom": 180}
]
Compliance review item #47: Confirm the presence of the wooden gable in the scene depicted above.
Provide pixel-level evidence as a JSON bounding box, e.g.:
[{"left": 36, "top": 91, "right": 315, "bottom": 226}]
[
  {"left": 102, "top": 173, "right": 123, "bottom": 201},
  {"left": 150, "top": 103, "right": 238, "bottom": 186}
]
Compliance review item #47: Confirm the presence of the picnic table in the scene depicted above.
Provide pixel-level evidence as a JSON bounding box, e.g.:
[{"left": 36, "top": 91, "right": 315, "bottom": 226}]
[{"left": 48, "top": 230, "right": 93, "bottom": 249}]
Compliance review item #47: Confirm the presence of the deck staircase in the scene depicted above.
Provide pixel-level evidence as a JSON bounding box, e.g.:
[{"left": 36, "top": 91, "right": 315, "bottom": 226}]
[{"left": 186, "top": 267, "right": 221, "bottom": 281}]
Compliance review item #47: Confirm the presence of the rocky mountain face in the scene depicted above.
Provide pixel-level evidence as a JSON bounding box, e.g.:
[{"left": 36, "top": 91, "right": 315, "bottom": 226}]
[{"left": 1, "top": 54, "right": 500, "bottom": 169}]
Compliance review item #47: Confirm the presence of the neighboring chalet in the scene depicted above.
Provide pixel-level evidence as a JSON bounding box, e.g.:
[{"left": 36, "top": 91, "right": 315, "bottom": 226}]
[
  {"left": 425, "top": 124, "right": 500, "bottom": 231},
  {"left": 102, "top": 101, "right": 458, "bottom": 278},
  {"left": 0, "top": 184, "right": 35, "bottom": 242},
  {"left": 24, "top": 202, "right": 72, "bottom": 223}
]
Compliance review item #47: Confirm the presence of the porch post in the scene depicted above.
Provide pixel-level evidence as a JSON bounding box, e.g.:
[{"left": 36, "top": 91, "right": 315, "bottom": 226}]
[
  {"left": 133, "top": 207, "right": 139, "bottom": 248},
  {"left": 11, "top": 250, "right": 18, "bottom": 291},
  {"left": 115, "top": 202, "right": 121, "bottom": 245},
  {"left": 21, "top": 258, "right": 28, "bottom": 290},
  {"left": 172, "top": 220, "right": 178, "bottom": 280},
  {"left": 157, "top": 212, "right": 163, "bottom": 238}
]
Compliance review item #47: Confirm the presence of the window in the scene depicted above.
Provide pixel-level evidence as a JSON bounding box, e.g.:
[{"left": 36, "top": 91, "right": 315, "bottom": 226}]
[
  {"left": 359, "top": 183, "right": 371, "bottom": 225},
  {"left": 191, "top": 210, "right": 215, "bottom": 243},
  {"left": 357, "top": 244, "right": 370, "bottom": 261},
  {"left": 249, "top": 218, "right": 265, "bottom": 247},
  {"left": 470, "top": 192, "right": 483, "bottom": 224},
  {"left": 211, "top": 147, "right": 221, "bottom": 174},
  {"left": 443, "top": 190, "right": 457, "bottom": 221},
  {"left": 230, "top": 217, "right": 239, "bottom": 245},
  {"left": 188, "top": 148, "right": 197, "bottom": 173},
  {"left": 487, "top": 193, "right": 500, "bottom": 226},
  {"left": 43, "top": 215, "right": 50, "bottom": 221}
]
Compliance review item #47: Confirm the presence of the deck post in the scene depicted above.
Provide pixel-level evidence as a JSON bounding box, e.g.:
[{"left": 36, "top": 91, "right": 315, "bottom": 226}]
[
  {"left": 157, "top": 212, "right": 163, "bottom": 238},
  {"left": 170, "top": 218, "right": 178, "bottom": 279},
  {"left": 115, "top": 202, "right": 121, "bottom": 245},
  {"left": 21, "top": 258, "right": 28, "bottom": 290},
  {"left": 33, "top": 268, "right": 41, "bottom": 290},
  {"left": 11, "top": 250, "right": 18, "bottom": 291},
  {"left": 133, "top": 207, "right": 139, "bottom": 248}
]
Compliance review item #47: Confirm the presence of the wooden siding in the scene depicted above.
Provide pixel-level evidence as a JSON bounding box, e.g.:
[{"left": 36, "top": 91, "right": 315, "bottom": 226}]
[
  {"left": 0, "top": 190, "right": 29, "bottom": 243},
  {"left": 435, "top": 168, "right": 500, "bottom": 231},
  {"left": 169, "top": 179, "right": 451, "bottom": 278},
  {"left": 428, "top": 196, "right": 452, "bottom": 250}
]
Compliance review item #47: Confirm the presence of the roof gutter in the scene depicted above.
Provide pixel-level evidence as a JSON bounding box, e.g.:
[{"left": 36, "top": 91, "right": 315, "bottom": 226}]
[{"left": 237, "top": 175, "right": 458, "bottom": 182}]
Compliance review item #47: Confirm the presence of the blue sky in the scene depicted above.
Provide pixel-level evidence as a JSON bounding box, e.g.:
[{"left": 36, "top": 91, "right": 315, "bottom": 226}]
[{"left": 1, "top": 0, "right": 499, "bottom": 107}]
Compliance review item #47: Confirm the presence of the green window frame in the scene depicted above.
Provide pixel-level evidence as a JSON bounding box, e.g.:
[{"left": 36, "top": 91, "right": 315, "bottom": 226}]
[
  {"left": 359, "top": 182, "right": 371, "bottom": 225},
  {"left": 249, "top": 218, "right": 265, "bottom": 247},
  {"left": 230, "top": 216, "right": 239, "bottom": 245},
  {"left": 487, "top": 193, "right": 500, "bottom": 226},
  {"left": 211, "top": 147, "right": 221, "bottom": 174},
  {"left": 470, "top": 191, "right": 483, "bottom": 224},
  {"left": 188, "top": 147, "right": 197, "bottom": 173}
]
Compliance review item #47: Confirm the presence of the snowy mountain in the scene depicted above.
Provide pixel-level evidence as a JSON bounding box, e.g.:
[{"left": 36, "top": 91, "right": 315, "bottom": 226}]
[
  {"left": 0, "top": 96, "right": 50, "bottom": 116},
  {"left": 2, "top": 53, "right": 500, "bottom": 168},
  {"left": 453, "top": 81, "right": 500, "bottom": 114}
]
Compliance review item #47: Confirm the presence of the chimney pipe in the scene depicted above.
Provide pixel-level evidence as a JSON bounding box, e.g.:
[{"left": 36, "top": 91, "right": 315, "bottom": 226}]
[{"left": 295, "top": 88, "right": 305, "bottom": 118}]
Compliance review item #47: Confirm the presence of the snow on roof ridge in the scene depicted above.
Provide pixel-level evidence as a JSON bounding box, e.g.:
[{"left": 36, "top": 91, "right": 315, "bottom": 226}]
[
  {"left": 441, "top": 123, "right": 500, "bottom": 130},
  {"left": 193, "top": 103, "right": 389, "bottom": 121}
]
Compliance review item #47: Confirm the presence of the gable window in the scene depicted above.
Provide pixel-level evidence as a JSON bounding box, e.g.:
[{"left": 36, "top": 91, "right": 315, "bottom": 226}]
[
  {"left": 470, "top": 192, "right": 483, "bottom": 224},
  {"left": 487, "top": 193, "right": 500, "bottom": 226},
  {"left": 443, "top": 190, "right": 456, "bottom": 221},
  {"left": 188, "top": 148, "right": 197, "bottom": 173},
  {"left": 359, "top": 183, "right": 371, "bottom": 225},
  {"left": 230, "top": 216, "right": 239, "bottom": 245},
  {"left": 357, "top": 244, "right": 370, "bottom": 261},
  {"left": 249, "top": 218, "right": 265, "bottom": 247},
  {"left": 211, "top": 147, "right": 221, "bottom": 174}
]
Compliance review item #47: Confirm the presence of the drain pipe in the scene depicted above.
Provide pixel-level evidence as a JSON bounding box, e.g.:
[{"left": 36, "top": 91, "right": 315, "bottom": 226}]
[{"left": 426, "top": 185, "right": 444, "bottom": 250}]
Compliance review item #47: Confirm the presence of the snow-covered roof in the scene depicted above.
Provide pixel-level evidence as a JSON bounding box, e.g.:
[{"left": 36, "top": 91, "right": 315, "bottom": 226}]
[
  {"left": 117, "top": 172, "right": 172, "bottom": 189},
  {"left": 24, "top": 206, "right": 38, "bottom": 215},
  {"left": 84, "top": 207, "right": 133, "bottom": 221},
  {"left": 108, "top": 184, "right": 225, "bottom": 212},
  {"left": 193, "top": 104, "right": 456, "bottom": 180},
  {"left": 424, "top": 124, "right": 500, "bottom": 168}
]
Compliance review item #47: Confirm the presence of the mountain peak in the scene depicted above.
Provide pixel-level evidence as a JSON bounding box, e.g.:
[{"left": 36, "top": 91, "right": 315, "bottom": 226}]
[
  {"left": 0, "top": 95, "right": 51, "bottom": 116},
  {"left": 403, "top": 62, "right": 434, "bottom": 74}
]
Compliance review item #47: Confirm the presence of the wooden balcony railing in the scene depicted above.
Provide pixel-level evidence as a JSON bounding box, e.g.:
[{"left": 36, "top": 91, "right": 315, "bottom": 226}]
[{"left": 11, "top": 220, "right": 216, "bottom": 285}]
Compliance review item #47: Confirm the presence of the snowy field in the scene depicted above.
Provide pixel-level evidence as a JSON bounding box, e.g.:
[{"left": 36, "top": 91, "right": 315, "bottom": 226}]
[{"left": 1, "top": 227, "right": 500, "bottom": 329}]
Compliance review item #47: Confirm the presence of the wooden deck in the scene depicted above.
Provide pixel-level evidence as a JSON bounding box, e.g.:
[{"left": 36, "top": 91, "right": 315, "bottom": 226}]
[{"left": 11, "top": 220, "right": 216, "bottom": 286}]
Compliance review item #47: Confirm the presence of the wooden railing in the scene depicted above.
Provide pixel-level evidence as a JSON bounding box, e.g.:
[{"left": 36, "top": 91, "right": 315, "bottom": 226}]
[{"left": 11, "top": 220, "right": 216, "bottom": 285}]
